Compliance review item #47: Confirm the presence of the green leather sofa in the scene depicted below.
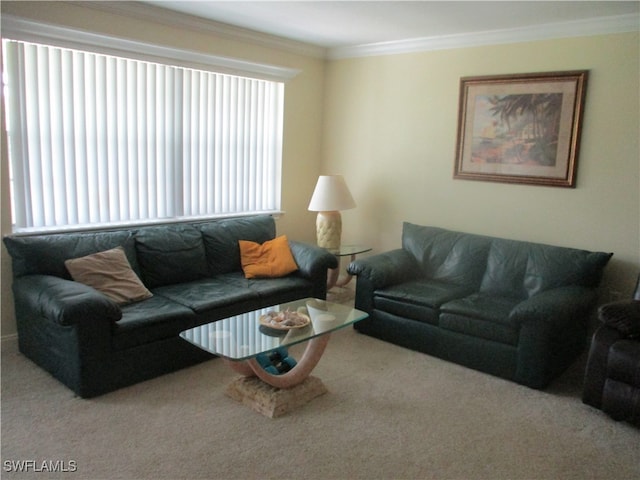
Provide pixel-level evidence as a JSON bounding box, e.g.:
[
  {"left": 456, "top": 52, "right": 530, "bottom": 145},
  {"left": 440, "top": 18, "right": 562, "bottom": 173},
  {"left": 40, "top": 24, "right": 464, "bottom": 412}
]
[
  {"left": 4, "top": 215, "right": 337, "bottom": 398},
  {"left": 347, "top": 223, "right": 613, "bottom": 388}
]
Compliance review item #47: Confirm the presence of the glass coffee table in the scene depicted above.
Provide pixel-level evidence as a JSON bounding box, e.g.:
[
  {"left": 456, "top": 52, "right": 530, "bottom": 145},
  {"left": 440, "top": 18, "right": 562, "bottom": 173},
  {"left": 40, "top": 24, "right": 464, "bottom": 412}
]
[{"left": 180, "top": 298, "right": 368, "bottom": 416}]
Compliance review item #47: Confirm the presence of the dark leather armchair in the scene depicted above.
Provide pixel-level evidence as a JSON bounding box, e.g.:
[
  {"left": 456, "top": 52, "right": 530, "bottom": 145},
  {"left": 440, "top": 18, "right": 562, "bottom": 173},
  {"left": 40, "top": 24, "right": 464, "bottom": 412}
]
[{"left": 582, "top": 276, "right": 640, "bottom": 426}]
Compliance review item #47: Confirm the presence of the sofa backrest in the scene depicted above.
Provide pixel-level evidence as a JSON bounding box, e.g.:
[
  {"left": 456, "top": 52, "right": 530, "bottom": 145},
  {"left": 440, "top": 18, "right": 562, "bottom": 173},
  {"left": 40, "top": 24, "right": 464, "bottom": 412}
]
[
  {"left": 480, "top": 238, "right": 613, "bottom": 299},
  {"left": 3, "top": 230, "right": 139, "bottom": 279},
  {"left": 478, "top": 239, "right": 529, "bottom": 299},
  {"left": 199, "top": 215, "right": 275, "bottom": 275},
  {"left": 402, "top": 222, "right": 613, "bottom": 299},
  {"left": 402, "top": 223, "right": 492, "bottom": 289},
  {"left": 3, "top": 215, "right": 277, "bottom": 285},
  {"left": 134, "top": 224, "right": 210, "bottom": 288},
  {"left": 522, "top": 242, "right": 612, "bottom": 297}
]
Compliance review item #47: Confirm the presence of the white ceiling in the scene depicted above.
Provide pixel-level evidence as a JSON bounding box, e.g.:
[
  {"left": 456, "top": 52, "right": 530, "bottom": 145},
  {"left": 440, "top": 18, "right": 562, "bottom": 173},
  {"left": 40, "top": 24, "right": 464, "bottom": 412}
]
[{"left": 143, "top": 1, "right": 639, "bottom": 50}]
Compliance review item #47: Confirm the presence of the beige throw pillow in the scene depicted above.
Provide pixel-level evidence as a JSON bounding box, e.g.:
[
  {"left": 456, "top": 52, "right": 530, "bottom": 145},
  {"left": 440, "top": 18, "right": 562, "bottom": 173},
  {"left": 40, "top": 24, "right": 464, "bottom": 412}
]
[{"left": 65, "top": 246, "right": 152, "bottom": 305}]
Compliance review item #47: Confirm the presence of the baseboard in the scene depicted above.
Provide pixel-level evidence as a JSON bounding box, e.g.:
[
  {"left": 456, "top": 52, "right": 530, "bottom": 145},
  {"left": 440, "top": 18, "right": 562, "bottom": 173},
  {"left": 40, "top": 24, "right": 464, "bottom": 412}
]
[{"left": 1, "top": 333, "right": 19, "bottom": 353}]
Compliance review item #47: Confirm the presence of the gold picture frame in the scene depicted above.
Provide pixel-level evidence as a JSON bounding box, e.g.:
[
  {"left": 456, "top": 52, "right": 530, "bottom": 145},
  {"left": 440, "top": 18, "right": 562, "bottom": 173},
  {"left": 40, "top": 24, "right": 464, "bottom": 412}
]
[{"left": 454, "top": 70, "right": 588, "bottom": 188}]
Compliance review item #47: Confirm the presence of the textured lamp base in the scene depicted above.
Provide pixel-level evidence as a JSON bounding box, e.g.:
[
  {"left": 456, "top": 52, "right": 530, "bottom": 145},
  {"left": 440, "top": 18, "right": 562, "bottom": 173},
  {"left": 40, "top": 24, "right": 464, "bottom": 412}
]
[{"left": 316, "top": 211, "right": 342, "bottom": 250}]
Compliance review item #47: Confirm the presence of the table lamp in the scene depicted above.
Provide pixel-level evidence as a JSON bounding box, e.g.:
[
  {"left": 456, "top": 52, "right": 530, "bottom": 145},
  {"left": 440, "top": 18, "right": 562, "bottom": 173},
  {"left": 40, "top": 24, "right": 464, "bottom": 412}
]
[{"left": 308, "top": 175, "right": 356, "bottom": 250}]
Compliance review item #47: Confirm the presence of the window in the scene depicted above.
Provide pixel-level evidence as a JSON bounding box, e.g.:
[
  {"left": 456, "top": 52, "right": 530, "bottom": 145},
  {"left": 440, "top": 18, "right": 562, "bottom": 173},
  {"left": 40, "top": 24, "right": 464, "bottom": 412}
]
[{"left": 2, "top": 35, "right": 286, "bottom": 232}]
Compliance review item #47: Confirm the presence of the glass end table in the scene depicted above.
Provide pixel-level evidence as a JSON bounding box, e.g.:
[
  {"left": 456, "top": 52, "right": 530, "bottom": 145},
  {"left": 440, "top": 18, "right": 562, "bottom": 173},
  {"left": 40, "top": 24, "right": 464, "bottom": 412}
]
[{"left": 325, "top": 244, "right": 371, "bottom": 289}]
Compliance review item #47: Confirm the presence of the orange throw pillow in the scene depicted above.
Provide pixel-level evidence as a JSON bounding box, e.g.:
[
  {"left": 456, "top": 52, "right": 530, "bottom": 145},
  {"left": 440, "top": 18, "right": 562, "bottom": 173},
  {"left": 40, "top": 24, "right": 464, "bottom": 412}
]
[{"left": 239, "top": 235, "right": 298, "bottom": 279}]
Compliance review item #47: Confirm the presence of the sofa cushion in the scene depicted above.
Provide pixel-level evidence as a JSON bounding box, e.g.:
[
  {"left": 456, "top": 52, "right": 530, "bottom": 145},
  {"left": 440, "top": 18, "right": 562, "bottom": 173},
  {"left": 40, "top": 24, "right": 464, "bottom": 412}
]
[
  {"left": 199, "top": 215, "right": 276, "bottom": 275},
  {"left": 439, "top": 294, "right": 521, "bottom": 345},
  {"left": 152, "top": 275, "right": 260, "bottom": 313},
  {"left": 112, "top": 295, "right": 197, "bottom": 350},
  {"left": 376, "top": 279, "right": 474, "bottom": 307},
  {"left": 3, "top": 231, "right": 138, "bottom": 279},
  {"left": 402, "top": 223, "right": 491, "bottom": 288},
  {"left": 375, "top": 297, "right": 439, "bottom": 325},
  {"left": 374, "top": 279, "right": 474, "bottom": 325},
  {"left": 65, "top": 246, "right": 153, "bottom": 305},
  {"left": 524, "top": 244, "right": 613, "bottom": 297},
  {"left": 239, "top": 235, "right": 298, "bottom": 279},
  {"left": 135, "top": 225, "right": 209, "bottom": 288},
  {"left": 246, "top": 275, "right": 313, "bottom": 301}
]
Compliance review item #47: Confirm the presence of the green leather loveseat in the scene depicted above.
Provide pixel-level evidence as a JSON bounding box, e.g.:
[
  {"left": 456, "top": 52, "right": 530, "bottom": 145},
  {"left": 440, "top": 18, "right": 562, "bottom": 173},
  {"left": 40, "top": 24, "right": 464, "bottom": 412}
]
[
  {"left": 4, "top": 215, "right": 337, "bottom": 398},
  {"left": 347, "top": 223, "right": 613, "bottom": 388}
]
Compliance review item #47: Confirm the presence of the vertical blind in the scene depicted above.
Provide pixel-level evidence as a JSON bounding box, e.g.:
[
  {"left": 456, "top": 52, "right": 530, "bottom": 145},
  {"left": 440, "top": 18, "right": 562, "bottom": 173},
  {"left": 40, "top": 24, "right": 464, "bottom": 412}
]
[{"left": 2, "top": 39, "right": 284, "bottom": 231}]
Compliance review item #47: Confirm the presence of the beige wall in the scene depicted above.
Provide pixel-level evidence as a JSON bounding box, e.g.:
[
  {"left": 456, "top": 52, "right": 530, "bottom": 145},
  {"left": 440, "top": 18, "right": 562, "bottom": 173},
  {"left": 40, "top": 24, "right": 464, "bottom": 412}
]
[
  {"left": 2, "top": 3, "right": 638, "bottom": 337},
  {"left": 323, "top": 33, "right": 640, "bottom": 299},
  {"left": 0, "top": 2, "right": 325, "bottom": 336}
]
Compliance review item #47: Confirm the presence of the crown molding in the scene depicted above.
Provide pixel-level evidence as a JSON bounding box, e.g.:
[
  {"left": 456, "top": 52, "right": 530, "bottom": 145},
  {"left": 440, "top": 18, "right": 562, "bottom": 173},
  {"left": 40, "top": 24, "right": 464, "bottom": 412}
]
[
  {"left": 77, "top": 1, "right": 327, "bottom": 59},
  {"left": 329, "top": 13, "right": 640, "bottom": 60},
  {"left": 25, "top": 3, "right": 639, "bottom": 61}
]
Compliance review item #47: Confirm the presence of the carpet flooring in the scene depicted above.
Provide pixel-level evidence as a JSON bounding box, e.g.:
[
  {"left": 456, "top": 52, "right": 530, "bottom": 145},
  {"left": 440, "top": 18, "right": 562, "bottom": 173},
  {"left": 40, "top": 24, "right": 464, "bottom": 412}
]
[{"left": 1, "top": 325, "right": 639, "bottom": 480}]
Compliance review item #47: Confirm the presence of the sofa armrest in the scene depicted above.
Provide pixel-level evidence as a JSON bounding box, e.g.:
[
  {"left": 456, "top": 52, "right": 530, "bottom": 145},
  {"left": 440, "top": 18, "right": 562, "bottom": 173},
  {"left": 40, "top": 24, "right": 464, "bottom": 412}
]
[
  {"left": 288, "top": 241, "right": 338, "bottom": 277},
  {"left": 347, "top": 249, "right": 421, "bottom": 313},
  {"left": 509, "top": 285, "right": 597, "bottom": 330},
  {"left": 598, "top": 300, "right": 640, "bottom": 338},
  {"left": 12, "top": 274, "right": 122, "bottom": 326},
  {"left": 347, "top": 249, "right": 419, "bottom": 289},
  {"left": 510, "top": 285, "right": 597, "bottom": 388},
  {"left": 288, "top": 241, "right": 338, "bottom": 299}
]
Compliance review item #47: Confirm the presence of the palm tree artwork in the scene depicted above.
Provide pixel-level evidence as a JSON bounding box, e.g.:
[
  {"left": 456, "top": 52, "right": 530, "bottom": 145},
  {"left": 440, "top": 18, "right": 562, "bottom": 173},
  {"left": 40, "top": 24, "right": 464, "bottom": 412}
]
[{"left": 471, "top": 93, "right": 563, "bottom": 166}]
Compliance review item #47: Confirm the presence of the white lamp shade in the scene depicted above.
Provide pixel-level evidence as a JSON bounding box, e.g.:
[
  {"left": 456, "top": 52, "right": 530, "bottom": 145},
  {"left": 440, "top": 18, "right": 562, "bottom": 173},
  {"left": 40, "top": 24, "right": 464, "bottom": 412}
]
[{"left": 307, "top": 175, "right": 356, "bottom": 212}]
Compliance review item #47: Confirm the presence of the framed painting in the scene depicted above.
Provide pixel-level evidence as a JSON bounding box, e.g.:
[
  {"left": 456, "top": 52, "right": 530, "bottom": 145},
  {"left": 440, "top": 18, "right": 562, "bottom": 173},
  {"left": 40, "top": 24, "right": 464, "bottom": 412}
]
[{"left": 454, "top": 70, "right": 588, "bottom": 187}]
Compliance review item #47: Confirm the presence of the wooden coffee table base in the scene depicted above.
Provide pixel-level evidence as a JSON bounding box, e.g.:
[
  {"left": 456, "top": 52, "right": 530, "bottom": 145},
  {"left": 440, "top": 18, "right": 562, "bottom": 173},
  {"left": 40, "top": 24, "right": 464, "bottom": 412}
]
[{"left": 225, "top": 375, "right": 328, "bottom": 418}]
